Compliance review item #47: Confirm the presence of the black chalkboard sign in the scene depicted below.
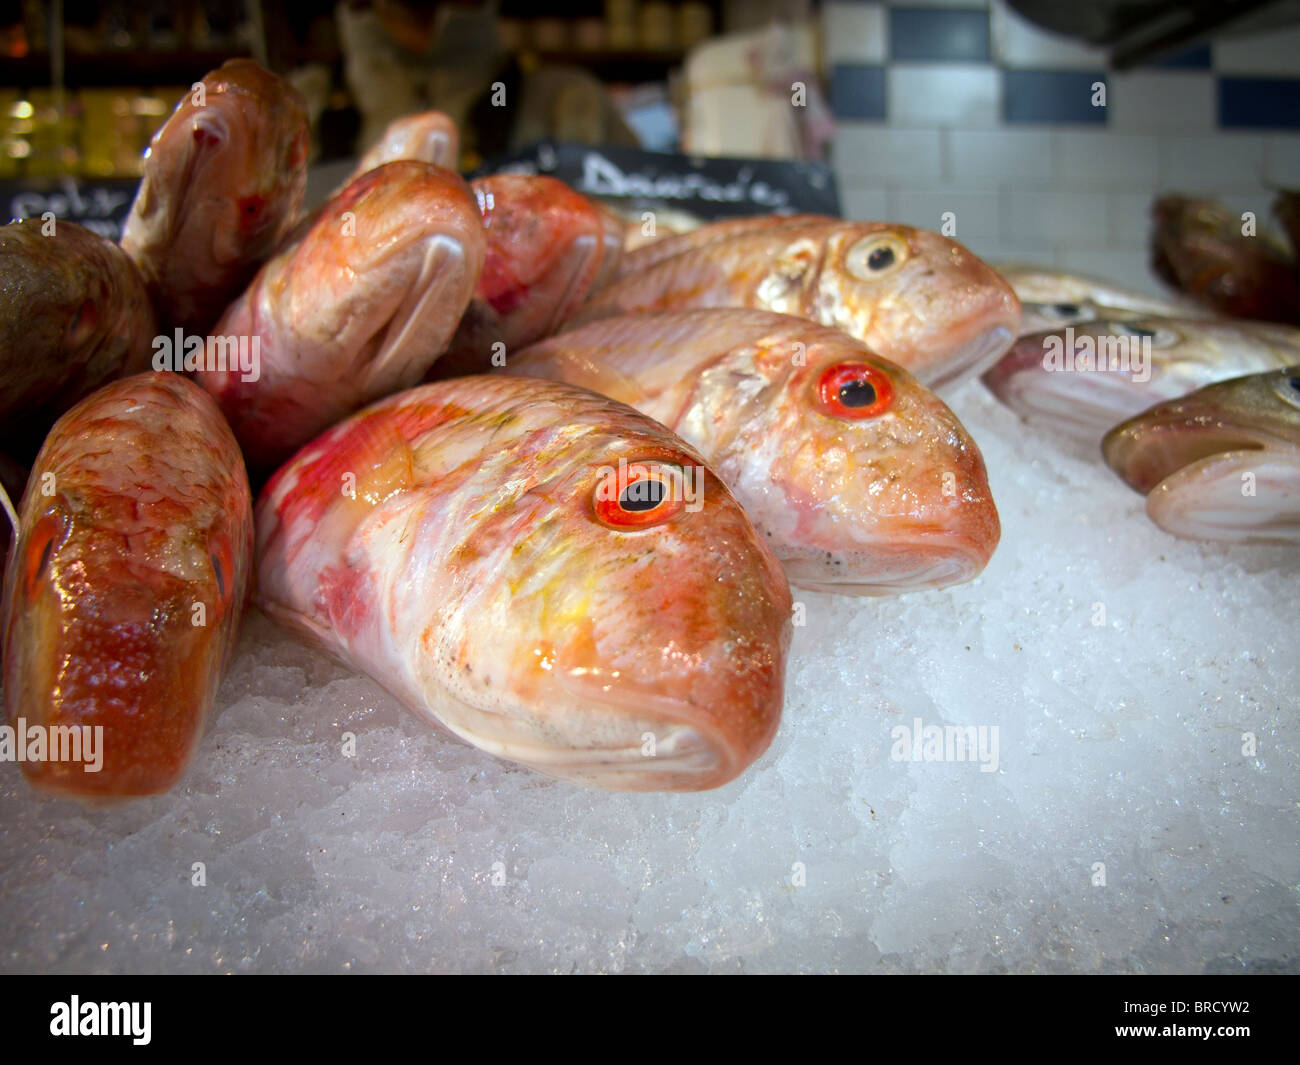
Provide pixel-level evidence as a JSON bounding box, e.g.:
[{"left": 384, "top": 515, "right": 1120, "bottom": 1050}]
[
  {"left": 0, "top": 177, "right": 139, "bottom": 241},
  {"left": 475, "top": 141, "right": 841, "bottom": 221}
]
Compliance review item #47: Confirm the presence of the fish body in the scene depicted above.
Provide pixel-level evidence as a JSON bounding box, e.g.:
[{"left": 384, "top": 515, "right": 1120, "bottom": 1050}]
[
  {"left": 1, "top": 372, "right": 253, "bottom": 798},
  {"left": 572, "top": 218, "right": 1021, "bottom": 388},
  {"left": 255, "top": 375, "right": 792, "bottom": 791},
  {"left": 992, "top": 263, "right": 1199, "bottom": 334},
  {"left": 1103, "top": 366, "right": 1300, "bottom": 542},
  {"left": 0, "top": 219, "right": 156, "bottom": 455},
  {"left": 981, "top": 316, "right": 1300, "bottom": 443},
  {"left": 430, "top": 175, "right": 624, "bottom": 378},
  {"left": 120, "top": 59, "right": 309, "bottom": 335},
  {"left": 350, "top": 110, "right": 459, "bottom": 178},
  {"left": 194, "top": 161, "right": 485, "bottom": 473},
  {"left": 1150, "top": 195, "right": 1300, "bottom": 324},
  {"left": 506, "top": 309, "right": 1000, "bottom": 594},
  {"left": 613, "top": 213, "right": 824, "bottom": 279}
]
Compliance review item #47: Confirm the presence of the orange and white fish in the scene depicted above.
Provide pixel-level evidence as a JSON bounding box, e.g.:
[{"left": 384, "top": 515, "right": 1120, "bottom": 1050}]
[
  {"left": 573, "top": 216, "right": 1021, "bottom": 388},
  {"left": 430, "top": 174, "right": 624, "bottom": 378},
  {"left": 194, "top": 160, "right": 485, "bottom": 473},
  {"left": 121, "top": 59, "right": 309, "bottom": 334},
  {"left": 1, "top": 372, "right": 253, "bottom": 798},
  {"left": 507, "top": 309, "right": 1000, "bottom": 594},
  {"left": 255, "top": 375, "right": 792, "bottom": 791}
]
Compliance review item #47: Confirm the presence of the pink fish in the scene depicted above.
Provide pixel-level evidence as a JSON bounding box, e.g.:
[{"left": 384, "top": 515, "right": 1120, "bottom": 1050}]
[
  {"left": 194, "top": 161, "right": 485, "bottom": 473},
  {"left": 121, "top": 60, "right": 309, "bottom": 334},
  {"left": 572, "top": 216, "right": 1021, "bottom": 388},
  {"left": 508, "top": 309, "right": 1000, "bottom": 594},
  {"left": 255, "top": 375, "right": 792, "bottom": 791},
  {"left": 430, "top": 175, "right": 624, "bottom": 378}
]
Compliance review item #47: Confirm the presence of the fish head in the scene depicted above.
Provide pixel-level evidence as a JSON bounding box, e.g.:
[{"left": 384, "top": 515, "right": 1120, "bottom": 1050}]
[
  {"left": 981, "top": 316, "right": 1209, "bottom": 441},
  {"left": 1, "top": 378, "right": 252, "bottom": 796},
  {"left": 473, "top": 175, "right": 614, "bottom": 329},
  {"left": 357, "top": 110, "right": 459, "bottom": 171},
  {"left": 815, "top": 224, "right": 1021, "bottom": 387},
  {"left": 1102, "top": 367, "right": 1300, "bottom": 542},
  {"left": 706, "top": 338, "right": 1000, "bottom": 594},
  {"left": 284, "top": 382, "right": 793, "bottom": 791},
  {"left": 128, "top": 59, "right": 308, "bottom": 267}
]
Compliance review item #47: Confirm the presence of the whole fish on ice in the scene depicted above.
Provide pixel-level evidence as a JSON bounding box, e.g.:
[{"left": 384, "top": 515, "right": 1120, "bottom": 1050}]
[
  {"left": 1, "top": 372, "right": 253, "bottom": 798},
  {"left": 0, "top": 219, "right": 156, "bottom": 455},
  {"left": 194, "top": 160, "right": 485, "bottom": 473},
  {"left": 573, "top": 216, "right": 1021, "bottom": 388},
  {"left": 1103, "top": 366, "right": 1300, "bottom": 542},
  {"left": 507, "top": 309, "right": 1000, "bottom": 594},
  {"left": 430, "top": 174, "right": 624, "bottom": 378},
  {"left": 981, "top": 316, "right": 1300, "bottom": 443},
  {"left": 255, "top": 375, "right": 792, "bottom": 791},
  {"left": 120, "top": 59, "right": 309, "bottom": 335}
]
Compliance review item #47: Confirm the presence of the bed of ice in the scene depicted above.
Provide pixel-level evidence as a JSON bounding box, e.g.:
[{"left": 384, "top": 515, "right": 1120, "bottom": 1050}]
[{"left": 1, "top": 369, "right": 1297, "bottom": 974}]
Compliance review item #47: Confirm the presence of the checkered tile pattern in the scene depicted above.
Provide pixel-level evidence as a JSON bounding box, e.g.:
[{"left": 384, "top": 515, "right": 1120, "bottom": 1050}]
[{"left": 827, "top": 0, "right": 1300, "bottom": 293}]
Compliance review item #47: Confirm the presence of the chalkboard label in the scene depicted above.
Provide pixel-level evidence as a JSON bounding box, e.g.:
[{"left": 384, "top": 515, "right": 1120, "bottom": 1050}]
[
  {"left": 475, "top": 141, "right": 841, "bottom": 220},
  {"left": 1, "top": 177, "right": 139, "bottom": 240}
]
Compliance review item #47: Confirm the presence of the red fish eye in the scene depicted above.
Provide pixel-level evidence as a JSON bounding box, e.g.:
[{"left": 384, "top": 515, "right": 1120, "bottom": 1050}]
[
  {"left": 593, "top": 462, "right": 686, "bottom": 529},
  {"left": 23, "top": 511, "right": 65, "bottom": 600},
  {"left": 816, "top": 362, "right": 894, "bottom": 419}
]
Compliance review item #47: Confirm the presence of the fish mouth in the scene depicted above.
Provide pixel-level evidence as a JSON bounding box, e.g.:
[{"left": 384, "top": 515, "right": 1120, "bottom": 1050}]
[
  {"left": 929, "top": 324, "right": 1017, "bottom": 390},
  {"left": 1103, "top": 400, "right": 1300, "bottom": 541},
  {"left": 423, "top": 669, "right": 772, "bottom": 792},
  {"left": 981, "top": 338, "right": 1157, "bottom": 441},
  {"left": 781, "top": 531, "right": 996, "bottom": 595}
]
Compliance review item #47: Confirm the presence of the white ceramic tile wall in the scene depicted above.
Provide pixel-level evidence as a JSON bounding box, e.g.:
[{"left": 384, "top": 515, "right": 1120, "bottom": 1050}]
[{"left": 827, "top": 0, "right": 1300, "bottom": 295}]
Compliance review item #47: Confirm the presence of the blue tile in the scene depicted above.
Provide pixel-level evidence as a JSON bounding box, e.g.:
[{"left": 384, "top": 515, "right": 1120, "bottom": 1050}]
[
  {"left": 831, "top": 64, "right": 887, "bottom": 120},
  {"left": 889, "top": 8, "right": 990, "bottom": 62},
  {"left": 1003, "top": 70, "right": 1108, "bottom": 124},
  {"left": 1142, "top": 43, "right": 1212, "bottom": 69},
  {"left": 1219, "top": 77, "right": 1300, "bottom": 129}
]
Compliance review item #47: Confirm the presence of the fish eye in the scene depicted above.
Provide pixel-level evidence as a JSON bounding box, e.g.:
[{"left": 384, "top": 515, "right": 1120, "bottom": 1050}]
[
  {"left": 1051, "top": 303, "right": 1081, "bottom": 319},
  {"left": 845, "top": 233, "right": 909, "bottom": 281},
  {"left": 1109, "top": 321, "right": 1179, "bottom": 347},
  {"left": 815, "top": 362, "right": 895, "bottom": 420},
  {"left": 593, "top": 461, "right": 686, "bottom": 529},
  {"left": 1274, "top": 370, "right": 1300, "bottom": 407}
]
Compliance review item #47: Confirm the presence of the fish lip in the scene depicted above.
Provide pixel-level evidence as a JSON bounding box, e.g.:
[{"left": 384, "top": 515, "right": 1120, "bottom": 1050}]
[
  {"left": 784, "top": 529, "right": 996, "bottom": 595},
  {"left": 527, "top": 669, "right": 775, "bottom": 791},
  {"left": 930, "top": 324, "right": 1017, "bottom": 390},
  {"left": 1102, "top": 401, "right": 1286, "bottom": 495}
]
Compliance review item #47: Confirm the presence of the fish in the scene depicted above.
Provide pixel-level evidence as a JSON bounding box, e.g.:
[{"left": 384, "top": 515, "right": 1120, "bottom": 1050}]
[
  {"left": 1102, "top": 366, "right": 1300, "bottom": 542},
  {"left": 193, "top": 160, "right": 486, "bottom": 474},
  {"left": 1149, "top": 195, "right": 1300, "bottom": 325},
  {"left": 1, "top": 372, "right": 253, "bottom": 798},
  {"left": 0, "top": 218, "right": 157, "bottom": 457},
  {"left": 981, "top": 315, "right": 1300, "bottom": 443},
  {"left": 255, "top": 375, "right": 792, "bottom": 791},
  {"left": 429, "top": 174, "right": 624, "bottom": 378},
  {"left": 991, "top": 263, "right": 1199, "bottom": 334},
  {"left": 120, "top": 59, "right": 310, "bottom": 335},
  {"left": 571, "top": 217, "right": 1021, "bottom": 388},
  {"left": 507, "top": 309, "right": 1000, "bottom": 595},
  {"left": 348, "top": 110, "right": 460, "bottom": 178}
]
